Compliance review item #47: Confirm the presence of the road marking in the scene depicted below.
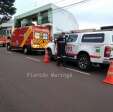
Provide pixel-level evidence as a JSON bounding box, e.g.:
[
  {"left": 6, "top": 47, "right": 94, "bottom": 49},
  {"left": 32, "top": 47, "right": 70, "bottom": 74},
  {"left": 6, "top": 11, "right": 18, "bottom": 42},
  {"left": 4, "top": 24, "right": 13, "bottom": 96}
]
[
  {"left": 65, "top": 67, "right": 91, "bottom": 76},
  {"left": 6, "top": 51, "right": 12, "bottom": 54},
  {"left": 26, "top": 57, "right": 41, "bottom": 62}
]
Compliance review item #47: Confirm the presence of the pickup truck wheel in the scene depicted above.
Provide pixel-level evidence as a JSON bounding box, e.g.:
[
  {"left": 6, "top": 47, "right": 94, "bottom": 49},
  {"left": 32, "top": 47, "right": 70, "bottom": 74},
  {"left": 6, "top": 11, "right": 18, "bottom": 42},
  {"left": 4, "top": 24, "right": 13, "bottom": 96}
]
[{"left": 77, "top": 54, "right": 91, "bottom": 71}]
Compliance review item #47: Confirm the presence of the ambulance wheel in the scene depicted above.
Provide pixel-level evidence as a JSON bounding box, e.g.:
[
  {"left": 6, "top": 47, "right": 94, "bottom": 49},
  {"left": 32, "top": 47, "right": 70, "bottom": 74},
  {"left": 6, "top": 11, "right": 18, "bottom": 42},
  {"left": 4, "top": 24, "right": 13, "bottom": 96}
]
[
  {"left": 23, "top": 47, "right": 29, "bottom": 54},
  {"left": 77, "top": 53, "right": 91, "bottom": 71},
  {"left": 3, "top": 44, "right": 6, "bottom": 47},
  {"left": 7, "top": 44, "right": 11, "bottom": 51}
]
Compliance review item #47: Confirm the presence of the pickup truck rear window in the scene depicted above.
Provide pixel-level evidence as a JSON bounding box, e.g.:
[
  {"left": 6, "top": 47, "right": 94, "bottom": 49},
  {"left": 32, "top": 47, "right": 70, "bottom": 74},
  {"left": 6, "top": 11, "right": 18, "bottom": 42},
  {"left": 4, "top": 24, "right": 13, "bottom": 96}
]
[{"left": 82, "top": 33, "right": 104, "bottom": 43}]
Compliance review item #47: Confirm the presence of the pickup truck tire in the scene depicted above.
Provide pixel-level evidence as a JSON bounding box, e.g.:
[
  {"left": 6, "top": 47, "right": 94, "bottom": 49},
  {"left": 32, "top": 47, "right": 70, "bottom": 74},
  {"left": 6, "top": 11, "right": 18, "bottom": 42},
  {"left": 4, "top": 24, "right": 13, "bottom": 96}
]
[{"left": 77, "top": 53, "right": 91, "bottom": 71}]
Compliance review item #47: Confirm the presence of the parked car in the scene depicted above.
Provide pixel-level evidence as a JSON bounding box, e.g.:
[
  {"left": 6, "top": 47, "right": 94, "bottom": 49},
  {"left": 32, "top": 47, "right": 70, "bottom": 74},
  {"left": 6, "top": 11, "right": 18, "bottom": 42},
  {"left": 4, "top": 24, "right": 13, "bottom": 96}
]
[{"left": 47, "top": 30, "right": 113, "bottom": 71}]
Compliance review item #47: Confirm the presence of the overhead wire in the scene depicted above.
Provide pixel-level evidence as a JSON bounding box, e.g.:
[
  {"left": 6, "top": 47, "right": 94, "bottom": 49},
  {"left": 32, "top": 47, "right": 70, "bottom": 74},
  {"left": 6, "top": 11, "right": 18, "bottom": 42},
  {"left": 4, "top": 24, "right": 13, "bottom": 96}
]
[
  {"left": 53, "top": 0, "right": 91, "bottom": 11},
  {"left": 54, "top": 0, "right": 68, "bottom": 4},
  {"left": 15, "top": 0, "right": 92, "bottom": 27}
]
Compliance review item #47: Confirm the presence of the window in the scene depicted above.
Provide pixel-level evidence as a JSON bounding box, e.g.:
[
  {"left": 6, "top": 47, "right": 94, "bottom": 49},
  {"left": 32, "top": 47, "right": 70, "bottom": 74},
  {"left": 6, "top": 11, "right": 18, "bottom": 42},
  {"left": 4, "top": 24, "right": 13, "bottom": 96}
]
[
  {"left": 15, "top": 19, "right": 21, "bottom": 27},
  {"left": 41, "top": 10, "right": 49, "bottom": 24},
  {"left": 35, "top": 32, "right": 48, "bottom": 39},
  {"left": 43, "top": 33, "right": 48, "bottom": 39},
  {"left": 82, "top": 33, "right": 104, "bottom": 43},
  {"left": 67, "top": 34, "right": 78, "bottom": 42},
  {"left": 35, "top": 32, "right": 40, "bottom": 39}
]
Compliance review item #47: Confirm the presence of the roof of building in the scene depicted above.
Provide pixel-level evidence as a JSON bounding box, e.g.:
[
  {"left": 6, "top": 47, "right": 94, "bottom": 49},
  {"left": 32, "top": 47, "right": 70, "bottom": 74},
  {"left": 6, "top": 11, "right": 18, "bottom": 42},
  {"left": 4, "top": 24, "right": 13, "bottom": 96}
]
[{"left": 15, "top": 3, "right": 58, "bottom": 19}]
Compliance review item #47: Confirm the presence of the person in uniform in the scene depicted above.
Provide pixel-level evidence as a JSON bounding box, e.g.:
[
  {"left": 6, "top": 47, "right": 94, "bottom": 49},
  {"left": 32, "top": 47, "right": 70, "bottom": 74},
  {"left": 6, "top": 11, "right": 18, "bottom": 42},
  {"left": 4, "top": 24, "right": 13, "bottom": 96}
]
[{"left": 56, "top": 32, "right": 66, "bottom": 66}]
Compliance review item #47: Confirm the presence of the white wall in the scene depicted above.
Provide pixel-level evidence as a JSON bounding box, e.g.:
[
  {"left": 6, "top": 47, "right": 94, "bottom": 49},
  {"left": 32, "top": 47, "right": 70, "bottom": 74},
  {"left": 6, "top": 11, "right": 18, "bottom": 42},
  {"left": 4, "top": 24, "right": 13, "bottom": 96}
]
[
  {"left": 0, "top": 19, "right": 14, "bottom": 28},
  {"left": 52, "top": 8, "right": 79, "bottom": 34}
]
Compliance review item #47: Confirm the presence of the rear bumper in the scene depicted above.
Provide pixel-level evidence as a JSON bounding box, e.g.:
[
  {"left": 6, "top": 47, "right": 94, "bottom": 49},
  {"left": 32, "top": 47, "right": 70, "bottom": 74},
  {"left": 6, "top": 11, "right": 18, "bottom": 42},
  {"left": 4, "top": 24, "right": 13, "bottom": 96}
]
[{"left": 103, "top": 58, "right": 113, "bottom": 64}]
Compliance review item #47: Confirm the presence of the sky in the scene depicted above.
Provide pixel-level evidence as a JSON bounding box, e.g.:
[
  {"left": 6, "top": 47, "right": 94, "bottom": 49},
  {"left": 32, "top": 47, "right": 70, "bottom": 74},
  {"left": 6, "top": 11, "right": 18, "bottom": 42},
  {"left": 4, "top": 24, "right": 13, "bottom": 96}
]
[{"left": 14, "top": 0, "right": 113, "bottom": 29}]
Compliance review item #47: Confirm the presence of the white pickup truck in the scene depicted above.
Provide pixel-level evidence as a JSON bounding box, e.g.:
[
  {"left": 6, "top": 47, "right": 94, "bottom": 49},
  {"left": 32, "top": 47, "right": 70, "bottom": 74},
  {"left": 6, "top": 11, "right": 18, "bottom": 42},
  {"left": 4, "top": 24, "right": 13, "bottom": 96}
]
[{"left": 47, "top": 30, "right": 113, "bottom": 71}]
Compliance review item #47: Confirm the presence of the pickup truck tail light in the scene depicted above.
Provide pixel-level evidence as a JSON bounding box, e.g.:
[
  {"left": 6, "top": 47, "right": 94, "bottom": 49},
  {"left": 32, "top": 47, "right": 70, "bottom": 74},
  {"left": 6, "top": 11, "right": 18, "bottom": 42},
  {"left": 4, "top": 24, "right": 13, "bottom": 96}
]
[{"left": 104, "top": 46, "right": 111, "bottom": 57}]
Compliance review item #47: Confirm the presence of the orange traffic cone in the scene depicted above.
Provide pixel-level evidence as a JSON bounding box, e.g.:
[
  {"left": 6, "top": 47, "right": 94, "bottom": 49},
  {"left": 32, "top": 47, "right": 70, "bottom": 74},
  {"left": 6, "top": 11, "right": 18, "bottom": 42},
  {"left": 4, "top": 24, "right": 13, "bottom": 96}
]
[
  {"left": 43, "top": 49, "right": 50, "bottom": 63},
  {"left": 103, "top": 61, "right": 113, "bottom": 85}
]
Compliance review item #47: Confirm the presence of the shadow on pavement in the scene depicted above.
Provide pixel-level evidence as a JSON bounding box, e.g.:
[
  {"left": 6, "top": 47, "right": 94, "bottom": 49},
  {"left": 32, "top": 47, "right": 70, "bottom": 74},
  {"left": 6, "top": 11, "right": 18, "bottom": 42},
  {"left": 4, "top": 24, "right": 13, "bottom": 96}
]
[{"left": 62, "top": 60, "right": 108, "bottom": 77}]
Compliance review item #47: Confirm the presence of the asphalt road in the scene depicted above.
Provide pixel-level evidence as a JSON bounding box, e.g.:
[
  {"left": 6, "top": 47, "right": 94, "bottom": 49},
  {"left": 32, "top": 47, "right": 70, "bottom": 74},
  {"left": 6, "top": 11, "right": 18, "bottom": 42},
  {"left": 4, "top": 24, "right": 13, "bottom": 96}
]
[{"left": 0, "top": 47, "right": 113, "bottom": 112}]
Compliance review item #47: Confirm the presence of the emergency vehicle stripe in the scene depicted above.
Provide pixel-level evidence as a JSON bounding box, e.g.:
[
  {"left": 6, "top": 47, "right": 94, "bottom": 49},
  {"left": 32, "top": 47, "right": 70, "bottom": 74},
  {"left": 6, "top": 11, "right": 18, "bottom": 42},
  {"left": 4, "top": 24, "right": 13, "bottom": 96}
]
[
  {"left": 90, "top": 55, "right": 101, "bottom": 58},
  {"left": 41, "top": 40, "right": 49, "bottom": 48},
  {"left": 36, "top": 39, "right": 49, "bottom": 48},
  {"left": 20, "top": 26, "right": 32, "bottom": 47},
  {"left": 66, "top": 53, "right": 101, "bottom": 59}
]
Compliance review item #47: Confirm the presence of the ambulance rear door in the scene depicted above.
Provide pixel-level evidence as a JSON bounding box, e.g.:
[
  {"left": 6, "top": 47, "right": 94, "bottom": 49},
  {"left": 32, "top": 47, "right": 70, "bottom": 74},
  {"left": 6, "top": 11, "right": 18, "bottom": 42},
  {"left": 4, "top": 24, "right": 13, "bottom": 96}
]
[{"left": 32, "top": 26, "right": 50, "bottom": 49}]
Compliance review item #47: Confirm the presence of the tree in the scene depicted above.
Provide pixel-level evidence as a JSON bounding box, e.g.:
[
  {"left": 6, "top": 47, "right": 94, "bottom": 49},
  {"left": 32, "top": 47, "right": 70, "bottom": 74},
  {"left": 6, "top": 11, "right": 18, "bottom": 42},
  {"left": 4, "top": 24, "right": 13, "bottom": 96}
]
[{"left": 0, "top": 0, "right": 16, "bottom": 24}]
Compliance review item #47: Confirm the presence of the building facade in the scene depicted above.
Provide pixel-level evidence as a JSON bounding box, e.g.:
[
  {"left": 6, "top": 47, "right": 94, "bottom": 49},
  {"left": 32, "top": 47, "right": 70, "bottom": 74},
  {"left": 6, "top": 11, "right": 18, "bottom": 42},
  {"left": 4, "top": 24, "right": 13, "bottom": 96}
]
[
  {"left": 15, "top": 4, "right": 78, "bottom": 35},
  {"left": 1, "top": 3, "right": 79, "bottom": 38}
]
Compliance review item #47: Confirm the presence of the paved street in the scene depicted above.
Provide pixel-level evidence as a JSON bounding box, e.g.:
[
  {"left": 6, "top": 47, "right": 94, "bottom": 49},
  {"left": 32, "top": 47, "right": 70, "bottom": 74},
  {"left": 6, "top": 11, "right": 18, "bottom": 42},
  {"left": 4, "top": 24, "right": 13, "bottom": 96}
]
[{"left": 0, "top": 47, "right": 113, "bottom": 112}]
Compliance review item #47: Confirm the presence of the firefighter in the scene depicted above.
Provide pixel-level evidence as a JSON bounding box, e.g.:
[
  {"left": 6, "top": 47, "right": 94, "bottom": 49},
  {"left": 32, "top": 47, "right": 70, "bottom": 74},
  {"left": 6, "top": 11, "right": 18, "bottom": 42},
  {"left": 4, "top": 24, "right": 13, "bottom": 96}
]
[{"left": 56, "top": 32, "right": 66, "bottom": 66}]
